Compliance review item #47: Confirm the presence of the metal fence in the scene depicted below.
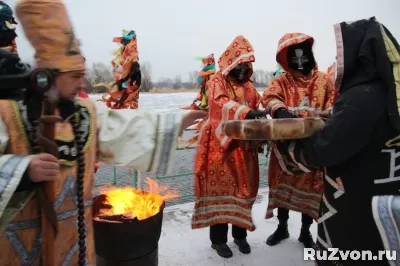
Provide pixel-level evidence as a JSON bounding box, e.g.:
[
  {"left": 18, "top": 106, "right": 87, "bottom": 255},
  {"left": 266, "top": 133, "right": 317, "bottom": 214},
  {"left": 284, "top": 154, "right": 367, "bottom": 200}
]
[{"left": 95, "top": 142, "right": 270, "bottom": 201}]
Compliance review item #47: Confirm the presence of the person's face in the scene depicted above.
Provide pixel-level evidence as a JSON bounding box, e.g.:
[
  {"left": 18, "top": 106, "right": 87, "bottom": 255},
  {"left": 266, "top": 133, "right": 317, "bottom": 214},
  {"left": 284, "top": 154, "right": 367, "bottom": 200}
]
[
  {"left": 55, "top": 71, "right": 86, "bottom": 99},
  {"left": 228, "top": 62, "right": 250, "bottom": 83},
  {"left": 287, "top": 41, "right": 315, "bottom": 75}
]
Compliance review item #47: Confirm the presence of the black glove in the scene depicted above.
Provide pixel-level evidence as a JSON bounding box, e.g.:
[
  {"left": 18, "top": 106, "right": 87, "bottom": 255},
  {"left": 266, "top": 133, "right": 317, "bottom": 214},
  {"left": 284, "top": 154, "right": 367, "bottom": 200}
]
[
  {"left": 275, "top": 108, "right": 296, "bottom": 118},
  {"left": 227, "top": 140, "right": 240, "bottom": 151},
  {"left": 245, "top": 110, "right": 266, "bottom": 119},
  {"left": 129, "top": 61, "right": 141, "bottom": 87}
]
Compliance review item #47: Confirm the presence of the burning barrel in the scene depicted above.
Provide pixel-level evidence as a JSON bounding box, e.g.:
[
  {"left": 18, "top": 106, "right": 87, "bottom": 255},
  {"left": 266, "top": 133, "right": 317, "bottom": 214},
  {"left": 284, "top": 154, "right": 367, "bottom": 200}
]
[{"left": 93, "top": 178, "right": 178, "bottom": 266}]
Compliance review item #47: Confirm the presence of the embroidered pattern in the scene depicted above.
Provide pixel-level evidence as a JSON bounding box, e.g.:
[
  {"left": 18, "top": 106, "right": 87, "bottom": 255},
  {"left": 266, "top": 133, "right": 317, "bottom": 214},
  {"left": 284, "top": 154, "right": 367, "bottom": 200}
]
[
  {"left": 16, "top": 100, "right": 91, "bottom": 165},
  {"left": 4, "top": 176, "right": 93, "bottom": 265},
  {"left": 372, "top": 195, "right": 400, "bottom": 266}
]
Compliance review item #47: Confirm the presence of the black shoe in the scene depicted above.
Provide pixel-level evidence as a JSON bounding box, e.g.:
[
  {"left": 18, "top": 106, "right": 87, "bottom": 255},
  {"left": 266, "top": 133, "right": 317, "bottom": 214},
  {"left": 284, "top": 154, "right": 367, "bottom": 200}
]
[
  {"left": 266, "top": 221, "right": 289, "bottom": 246},
  {"left": 211, "top": 243, "right": 233, "bottom": 258},
  {"left": 298, "top": 229, "right": 315, "bottom": 248},
  {"left": 234, "top": 239, "right": 251, "bottom": 254}
]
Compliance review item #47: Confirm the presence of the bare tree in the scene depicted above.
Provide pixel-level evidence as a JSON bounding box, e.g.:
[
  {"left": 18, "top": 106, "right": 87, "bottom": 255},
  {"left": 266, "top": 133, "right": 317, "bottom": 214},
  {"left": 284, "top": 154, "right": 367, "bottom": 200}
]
[
  {"left": 172, "top": 75, "right": 182, "bottom": 90},
  {"left": 265, "top": 70, "right": 274, "bottom": 85},
  {"left": 84, "top": 62, "right": 113, "bottom": 93},
  {"left": 90, "top": 62, "right": 113, "bottom": 84},
  {"left": 252, "top": 69, "right": 275, "bottom": 88},
  {"left": 140, "top": 61, "right": 153, "bottom": 92},
  {"left": 80, "top": 60, "right": 276, "bottom": 93},
  {"left": 188, "top": 71, "right": 198, "bottom": 89},
  {"left": 156, "top": 77, "right": 174, "bottom": 88},
  {"left": 252, "top": 69, "right": 265, "bottom": 87}
]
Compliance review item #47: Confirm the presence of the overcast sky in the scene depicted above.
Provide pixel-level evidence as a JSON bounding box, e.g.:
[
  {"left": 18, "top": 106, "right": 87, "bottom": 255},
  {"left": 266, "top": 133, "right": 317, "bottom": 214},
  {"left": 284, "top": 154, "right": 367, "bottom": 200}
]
[{"left": 7, "top": 0, "right": 400, "bottom": 80}]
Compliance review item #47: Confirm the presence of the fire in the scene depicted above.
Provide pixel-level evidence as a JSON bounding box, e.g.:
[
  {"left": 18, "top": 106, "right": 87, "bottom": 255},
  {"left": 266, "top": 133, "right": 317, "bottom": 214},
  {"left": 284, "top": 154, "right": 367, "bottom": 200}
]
[{"left": 99, "top": 177, "right": 179, "bottom": 220}]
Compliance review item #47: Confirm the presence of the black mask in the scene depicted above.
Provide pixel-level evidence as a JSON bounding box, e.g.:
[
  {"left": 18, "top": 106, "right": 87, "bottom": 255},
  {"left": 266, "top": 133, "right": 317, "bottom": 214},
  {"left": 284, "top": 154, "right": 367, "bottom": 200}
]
[
  {"left": 228, "top": 63, "right": 250, "bottom": 83},
  {"left": 287, "top": 41, "right": 315, "bottom": 75}
]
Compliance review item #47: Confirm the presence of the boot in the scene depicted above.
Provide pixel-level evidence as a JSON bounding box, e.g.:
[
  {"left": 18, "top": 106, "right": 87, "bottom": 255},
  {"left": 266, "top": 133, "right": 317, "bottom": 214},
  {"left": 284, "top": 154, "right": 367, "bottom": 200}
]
[
  {"left": 234, "top": 239, "right": 251, "bottom": 254},
  {"left": 298, "top": 224, "right": 315, "bottom": 248},
  {"left": 266, "top": 220, "right": 289, "bottom": 246},
  {"left": 211, "top": 243, "right": 233, "bottom": 258}
]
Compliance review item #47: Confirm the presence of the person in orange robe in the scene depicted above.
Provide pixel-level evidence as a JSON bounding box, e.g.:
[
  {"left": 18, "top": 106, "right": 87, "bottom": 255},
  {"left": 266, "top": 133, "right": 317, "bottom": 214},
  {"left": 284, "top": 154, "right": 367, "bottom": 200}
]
[
  {"left": 0, "top": 1, "right": 206, "bottom": 264},
  {"left": 181, "top": 54, "right": 216, "bottom": 111},
  {"left": 192, "top": 35, "right": 264, "bottom": 258},
  {"left": 261, "top": 33, "right": 337, "bottom": 248},
  {"left": 100, "top": 29, "right": 141, "bottom": 109}
]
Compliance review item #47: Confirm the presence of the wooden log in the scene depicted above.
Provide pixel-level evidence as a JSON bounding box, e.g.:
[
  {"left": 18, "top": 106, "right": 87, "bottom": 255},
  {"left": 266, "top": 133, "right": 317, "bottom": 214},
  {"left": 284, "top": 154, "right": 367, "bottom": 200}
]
[{"left": 222, "top": 118, "right": 325, "bottom": 140}]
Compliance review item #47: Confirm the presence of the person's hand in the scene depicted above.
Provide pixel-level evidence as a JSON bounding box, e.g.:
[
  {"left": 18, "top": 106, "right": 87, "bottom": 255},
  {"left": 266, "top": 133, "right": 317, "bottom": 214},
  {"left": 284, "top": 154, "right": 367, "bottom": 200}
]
[
  {"left": 313, "top": 110, "right": 331, "bottom": 118},
  {"left": 275, "top": 108, "right": 297, "bottom": 119},
  {"left": 28, "top": 153, "right": 60, "bottom": 183},
  {"left": 227, "top": 140, "right": 240, "bottom": 151},
  {"left": 245, "top": 110, "right": 266, "bottom": 119},
  {"left": 180, "top": 110, "right": 208, "bottom": 135}
]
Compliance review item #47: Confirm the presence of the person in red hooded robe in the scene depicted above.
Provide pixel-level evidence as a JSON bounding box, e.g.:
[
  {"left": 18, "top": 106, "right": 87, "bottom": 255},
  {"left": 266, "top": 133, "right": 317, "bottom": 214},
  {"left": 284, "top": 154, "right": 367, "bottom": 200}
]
[
  {"left": 192, "top": 35, "right": 264, "bottom": 258},
  {"left": 272, "top": 17, "right": 400, "bottom": 266},
  {"left": 261, "top": 33, "right": 337, "bottom": 248}
]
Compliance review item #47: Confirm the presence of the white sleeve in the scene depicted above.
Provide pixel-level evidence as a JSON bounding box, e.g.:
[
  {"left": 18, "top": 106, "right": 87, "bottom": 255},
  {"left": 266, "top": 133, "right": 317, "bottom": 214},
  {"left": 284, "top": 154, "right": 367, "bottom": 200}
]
[
  {"left": 94, "top": 101, "right": 182, "bottom": 175},
  {"left": 0, "top": 118, "right": 33, "bottom": 219}
]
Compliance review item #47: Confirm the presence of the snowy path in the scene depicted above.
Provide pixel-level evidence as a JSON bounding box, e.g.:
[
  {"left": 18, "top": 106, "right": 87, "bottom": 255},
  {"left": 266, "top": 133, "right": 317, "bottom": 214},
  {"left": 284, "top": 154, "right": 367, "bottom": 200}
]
[{"left": 159, "top": 188, "right": 317, "bottom": 266}]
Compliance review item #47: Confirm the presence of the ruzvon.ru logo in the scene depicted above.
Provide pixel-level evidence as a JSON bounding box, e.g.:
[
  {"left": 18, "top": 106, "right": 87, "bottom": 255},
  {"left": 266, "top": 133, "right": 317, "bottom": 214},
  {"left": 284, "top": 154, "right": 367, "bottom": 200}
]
[{"left": 304, "top": 248, "right": 397, "bottom": 261}]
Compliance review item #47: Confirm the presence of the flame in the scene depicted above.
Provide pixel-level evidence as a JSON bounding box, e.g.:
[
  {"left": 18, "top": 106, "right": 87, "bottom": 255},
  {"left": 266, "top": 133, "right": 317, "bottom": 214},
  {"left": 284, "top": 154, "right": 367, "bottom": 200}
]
[{"left": 99, "top": 177, "right": 179, "bottom": 220}]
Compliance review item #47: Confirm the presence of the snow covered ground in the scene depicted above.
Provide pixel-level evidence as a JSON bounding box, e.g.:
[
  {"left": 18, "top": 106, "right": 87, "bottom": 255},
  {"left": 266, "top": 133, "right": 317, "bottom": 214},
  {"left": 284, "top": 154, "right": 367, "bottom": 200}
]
[{"left": 159, "top": 188, "right": 317, "bottom": 266}]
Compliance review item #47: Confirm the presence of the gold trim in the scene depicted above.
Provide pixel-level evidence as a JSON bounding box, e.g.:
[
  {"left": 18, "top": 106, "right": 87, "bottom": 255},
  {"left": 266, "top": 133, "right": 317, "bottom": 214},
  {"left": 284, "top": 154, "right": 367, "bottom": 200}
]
[
  {"left": 55, "top": 136, "right": 74, "bottom": 142},
  {"left": 381, "top": 26, "right": 400, "bottom": 117},
  {"left": 58, "top": 159, "right": 76, "bottom": 166},
  {"left": 11, "top": 101, "right": 30, "bottom": 151},
  {"left": 381, "top": 25, "right": 400, "bottom": 147}
]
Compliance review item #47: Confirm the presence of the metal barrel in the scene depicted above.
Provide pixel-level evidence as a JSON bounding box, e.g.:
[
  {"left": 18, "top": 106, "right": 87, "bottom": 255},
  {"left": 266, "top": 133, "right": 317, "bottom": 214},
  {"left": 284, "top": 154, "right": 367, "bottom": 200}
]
[{"left": 93, "top": 195, "right": 164, "bottom": 266}]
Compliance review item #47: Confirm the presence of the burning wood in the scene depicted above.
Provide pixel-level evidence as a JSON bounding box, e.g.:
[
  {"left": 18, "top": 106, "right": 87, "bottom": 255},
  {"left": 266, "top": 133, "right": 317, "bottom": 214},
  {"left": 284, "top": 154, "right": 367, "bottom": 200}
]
[
  {"left": 97, "top": 177, "right": 179, "bottom": 221},
  {"left": 94, "top": 213, "right": 136, "bottom": 223},
  {"left": 93, "top": 177, "right": 177, "bottom": 265}
]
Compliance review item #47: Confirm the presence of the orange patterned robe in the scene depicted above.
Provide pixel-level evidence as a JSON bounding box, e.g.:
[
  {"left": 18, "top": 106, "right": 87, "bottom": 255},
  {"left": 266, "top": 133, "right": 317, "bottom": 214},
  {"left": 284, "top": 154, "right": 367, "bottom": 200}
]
[
  {"left": 192, "top": 36, "right": 260, "bottom": 231},
  {"left": 261, "top": 33, "right": 337, "bottom": 220},
  {"left": 101, "top": 31, "right": 140, "bottom": 109},
  {"left": 0, "top": 99, "right": 97, "bottom": 265}
]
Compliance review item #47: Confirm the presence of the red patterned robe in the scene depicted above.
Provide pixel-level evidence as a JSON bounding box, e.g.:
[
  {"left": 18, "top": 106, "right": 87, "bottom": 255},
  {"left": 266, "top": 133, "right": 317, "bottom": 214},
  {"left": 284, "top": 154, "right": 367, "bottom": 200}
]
[
  {"left": 261, "top": 33, "right": 337, "bottom": 220},
  {"left": 192, "top": 36, "right": 260, "bottom": 231}
]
